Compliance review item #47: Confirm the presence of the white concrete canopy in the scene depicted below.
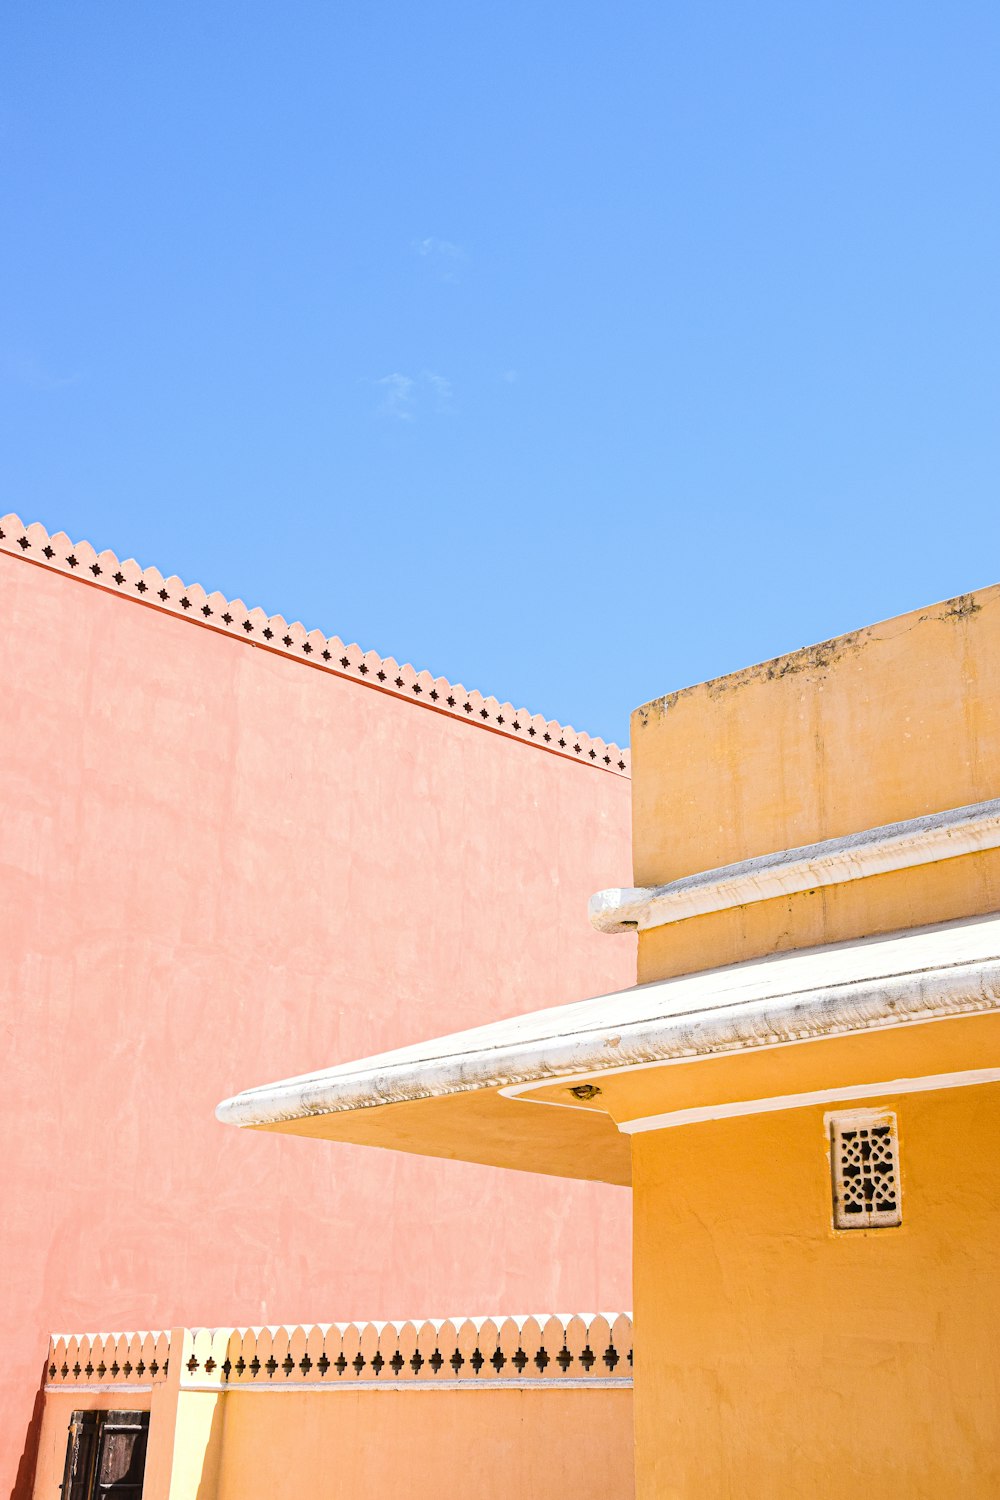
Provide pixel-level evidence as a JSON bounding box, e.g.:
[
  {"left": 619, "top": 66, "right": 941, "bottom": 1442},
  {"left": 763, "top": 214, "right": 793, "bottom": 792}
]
[{"left": 217, "top": 912, "right": 1000, "bottom": 1131}]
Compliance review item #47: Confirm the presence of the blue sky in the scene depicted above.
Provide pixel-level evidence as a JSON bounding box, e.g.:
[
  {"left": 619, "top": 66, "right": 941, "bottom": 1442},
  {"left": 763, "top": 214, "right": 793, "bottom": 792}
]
[{"left": 3, "top": 2, "right": 998, "bottom": 745}]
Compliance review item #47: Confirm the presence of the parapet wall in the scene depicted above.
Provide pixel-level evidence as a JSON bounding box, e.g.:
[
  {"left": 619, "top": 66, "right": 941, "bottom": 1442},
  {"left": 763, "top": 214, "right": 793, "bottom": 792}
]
[
  {"left": 47, "top": 1314, "right": 632, "bottom": 1391},
  {"left": 35, "top": 1317, "right": 635, "bottom": 1500}
]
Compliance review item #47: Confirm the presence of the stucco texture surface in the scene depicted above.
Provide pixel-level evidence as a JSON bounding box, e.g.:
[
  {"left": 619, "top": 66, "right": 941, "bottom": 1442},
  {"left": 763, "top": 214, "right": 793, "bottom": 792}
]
[
  {"left": 632, "top": 585, "right": 1000, "bottom": 982},
  {"left": 214, "top": 1387, "right": 635, "bottom": 1499},
  {"left": 0, "top": 552, "right": 634, "bottom": 1498},
  {"left": 631, "top": 1086, "right": 1000, "bottom": 1499}
]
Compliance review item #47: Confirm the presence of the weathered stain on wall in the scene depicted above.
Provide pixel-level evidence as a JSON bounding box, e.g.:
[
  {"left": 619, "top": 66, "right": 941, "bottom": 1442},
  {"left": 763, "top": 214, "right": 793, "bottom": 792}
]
[{"left": 630, "top": 582, "right": 1000, "bottom": 980}]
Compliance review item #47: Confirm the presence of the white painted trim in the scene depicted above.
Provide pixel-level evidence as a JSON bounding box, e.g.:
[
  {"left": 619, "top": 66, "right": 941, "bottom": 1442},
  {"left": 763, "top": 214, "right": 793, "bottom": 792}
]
[
  {"left": 497, "top": 1082, "right": 600, "bottom": 1112},
  {"left": 180, "top": 1377, "right": 632, "bottom": 1393},
  {"left": 619, "top": 1067, "right": 1000, "bottom": 1134},
  {"left": 44, "top": 1383, "right": 155, "bottom": 1395},
  {"left": 589, "top": 798, "right": 1000, "bottom": 933},
  {"left": 47, "top": 1376, "right": 631, "bottom": 1396}
]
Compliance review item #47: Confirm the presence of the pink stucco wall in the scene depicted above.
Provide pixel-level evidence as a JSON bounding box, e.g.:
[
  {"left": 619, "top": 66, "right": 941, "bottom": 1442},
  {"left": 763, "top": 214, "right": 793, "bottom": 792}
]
[{"left": 0, "top": 548, "right": 634, "bottom": 1498}]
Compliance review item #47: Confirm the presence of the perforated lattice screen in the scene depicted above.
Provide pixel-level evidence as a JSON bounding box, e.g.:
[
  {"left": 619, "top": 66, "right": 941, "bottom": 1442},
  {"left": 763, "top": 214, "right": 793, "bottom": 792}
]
[{"left": 830, "top": 1111, "right": 901, "bottom": 1230}]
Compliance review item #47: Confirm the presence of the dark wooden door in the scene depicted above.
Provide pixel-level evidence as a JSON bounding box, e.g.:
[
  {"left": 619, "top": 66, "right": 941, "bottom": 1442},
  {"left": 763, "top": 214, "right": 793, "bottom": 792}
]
[
  {"left": 62, "top": 1411, "right": 149, "bottom": 1499},
  {"left": 61, "top": 1411, "right": 100, "bottom": 1500}
]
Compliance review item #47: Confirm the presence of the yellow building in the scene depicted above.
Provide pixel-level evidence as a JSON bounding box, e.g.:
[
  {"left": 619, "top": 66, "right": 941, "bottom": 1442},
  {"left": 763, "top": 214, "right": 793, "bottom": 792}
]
[{"left": 218, "top": 584, "right": 1000, "bottom": 1497}]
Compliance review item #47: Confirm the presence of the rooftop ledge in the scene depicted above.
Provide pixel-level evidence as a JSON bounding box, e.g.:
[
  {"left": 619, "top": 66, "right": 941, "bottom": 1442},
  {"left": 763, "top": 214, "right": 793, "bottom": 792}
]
[
  {"left": 590, "top": 798, "right": 1000, "bottom": 934},
  {"left": 217, "top": 911, "right": 1000, "bottom": 1185}
]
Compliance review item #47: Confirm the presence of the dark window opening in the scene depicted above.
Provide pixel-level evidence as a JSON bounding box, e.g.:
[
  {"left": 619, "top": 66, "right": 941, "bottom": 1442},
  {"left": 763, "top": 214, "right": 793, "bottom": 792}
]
[{"left": 61, "top": 1410, "right": 149, "bottom": 1499}]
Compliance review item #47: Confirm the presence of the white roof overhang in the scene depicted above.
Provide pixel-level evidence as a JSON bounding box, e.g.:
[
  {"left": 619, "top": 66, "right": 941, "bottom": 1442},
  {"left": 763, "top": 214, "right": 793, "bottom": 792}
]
[{"left": 218, "top": 912, "right": 1000, "bottom": 1131}]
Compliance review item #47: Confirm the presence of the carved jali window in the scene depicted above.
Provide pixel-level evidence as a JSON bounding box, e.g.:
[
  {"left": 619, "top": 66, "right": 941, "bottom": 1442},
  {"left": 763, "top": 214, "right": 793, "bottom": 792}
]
[{"left": 829, "top": 1111, "right": 901, "bottom": 1230}]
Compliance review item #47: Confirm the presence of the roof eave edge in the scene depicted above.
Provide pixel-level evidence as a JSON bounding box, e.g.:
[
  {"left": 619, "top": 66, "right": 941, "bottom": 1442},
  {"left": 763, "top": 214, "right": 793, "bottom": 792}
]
[{"left": 215, "top": 956, "right": 1000, "bottom": 1129}]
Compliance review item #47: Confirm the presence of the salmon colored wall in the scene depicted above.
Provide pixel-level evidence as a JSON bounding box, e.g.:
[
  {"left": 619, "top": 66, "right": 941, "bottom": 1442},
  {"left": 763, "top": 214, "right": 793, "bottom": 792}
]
[
  {"left": 631, "top": 1085, "right": 1000, "bottom": 1499},
  {"left": 630, "top": 586, "right": 1000, "bottom": 981},
  {"left": 0, "top": 550, "right": 634, "bottom": 1497}
]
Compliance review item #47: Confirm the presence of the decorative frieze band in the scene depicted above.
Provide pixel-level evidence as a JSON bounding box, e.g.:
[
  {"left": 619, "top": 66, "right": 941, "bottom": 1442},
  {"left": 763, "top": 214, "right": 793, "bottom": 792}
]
[
  {"left": 46, "top": 1315, "right": 632, "bottom": 1392},
  {"left": 1, "top": 514, "right": 628, "bottom": 775},
  {"left": 46, "top": 1331, "right": 171, "bottom": 1388}
]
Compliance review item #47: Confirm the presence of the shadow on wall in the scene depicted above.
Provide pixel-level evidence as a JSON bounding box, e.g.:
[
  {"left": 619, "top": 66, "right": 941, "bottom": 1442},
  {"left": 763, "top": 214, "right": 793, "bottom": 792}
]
[
  {"left": 195, "top": 1398, "right": 226, "bottom": 1500},
  {"left": 11, "top": 1359, "right": 46, "bottom": 1500}
]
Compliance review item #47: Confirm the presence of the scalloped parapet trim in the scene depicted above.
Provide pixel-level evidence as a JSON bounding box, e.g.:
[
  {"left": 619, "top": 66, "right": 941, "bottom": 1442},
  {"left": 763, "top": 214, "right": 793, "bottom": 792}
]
[
  {"left": 46, "top": 1314, "right": 633, "bottom": 1388},
  {"left": 46, "top": 1330, "right": 172, "bottom": 1386},
  {"left": 1, "top": 514, "right": 629, "bottom": 776}
]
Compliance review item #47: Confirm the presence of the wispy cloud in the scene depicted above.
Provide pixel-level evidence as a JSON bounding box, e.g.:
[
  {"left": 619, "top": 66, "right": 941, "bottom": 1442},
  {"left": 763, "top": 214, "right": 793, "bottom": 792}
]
[
  {"left": 415, "top": 236, "right": 464, "bottom": 260},
  {"left": 413, "top": 236, "right": 466, "bottom": 282},
  {"left": 374, "top": 369, "right": 454, "bottom": 421},
  {"left": 500, "top": 369, "right": 518, "bottom": 384},
  {"left": 377, "top": 372, "right": 416, "bottom": 421},
  {"left": 422, "top": 370, "right": 453, "bottom": 413}
]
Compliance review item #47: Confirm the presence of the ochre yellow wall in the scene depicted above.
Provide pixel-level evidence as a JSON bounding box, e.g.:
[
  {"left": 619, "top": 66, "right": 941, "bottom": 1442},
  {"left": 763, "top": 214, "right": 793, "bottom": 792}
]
[
  {"left": 215, "top": 1387, "right": 633, "bottom": 1500},
  {"left": 631, "top": 586, "right": 1000, "bottom": 981},
  {"left": 32, "top": 1386, "right": 633, "bottom": 1500},
  {"left": 631, "top": 1083, "right": 1000, "bottom": 1499}
]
